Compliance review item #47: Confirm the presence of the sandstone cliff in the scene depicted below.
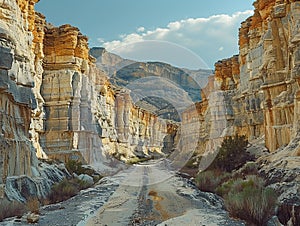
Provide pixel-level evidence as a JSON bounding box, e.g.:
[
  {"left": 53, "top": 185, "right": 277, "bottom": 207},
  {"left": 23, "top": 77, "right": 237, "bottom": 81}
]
[
  {"left": 183, "top": 0, "right": 300, "bottom": 223},
  {"left": 0, "top": 0, "right": 177, "bottom": 202},
  {"left": 38, "top": 24, "right": 175, "bottom": 166},
  {"left": 0, "top": 0, "right": 66, "bottom": 202},
  {"left": 187, "top": 0, "right": 300, "bottom": 158}
]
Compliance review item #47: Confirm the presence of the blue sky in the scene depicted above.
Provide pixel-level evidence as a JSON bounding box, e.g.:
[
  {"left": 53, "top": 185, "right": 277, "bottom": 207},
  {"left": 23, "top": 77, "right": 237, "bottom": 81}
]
[{"left": 36, "top": 0, "right": 254, "bottom": 69}]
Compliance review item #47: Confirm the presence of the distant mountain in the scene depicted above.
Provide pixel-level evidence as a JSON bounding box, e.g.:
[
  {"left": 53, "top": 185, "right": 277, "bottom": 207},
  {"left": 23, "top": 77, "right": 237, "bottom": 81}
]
[
  {"left": 90, "top": 47, "right": 213, "bottom": 121},
  {"left": 89, "top": 47, "right": 135, "bottom": 76}
]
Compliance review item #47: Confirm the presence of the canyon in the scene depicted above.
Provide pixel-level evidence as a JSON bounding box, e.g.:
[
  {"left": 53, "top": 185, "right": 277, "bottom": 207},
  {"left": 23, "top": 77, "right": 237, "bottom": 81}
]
[{"left": 0, "top": 0, "right": 299, "bottom": 225}]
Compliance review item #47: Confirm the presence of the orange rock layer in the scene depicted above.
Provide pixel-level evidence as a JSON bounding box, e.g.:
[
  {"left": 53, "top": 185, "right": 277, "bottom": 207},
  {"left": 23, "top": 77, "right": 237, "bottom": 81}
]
[{"left": 185, "top": 0, "right": 300, "bottom": 153}]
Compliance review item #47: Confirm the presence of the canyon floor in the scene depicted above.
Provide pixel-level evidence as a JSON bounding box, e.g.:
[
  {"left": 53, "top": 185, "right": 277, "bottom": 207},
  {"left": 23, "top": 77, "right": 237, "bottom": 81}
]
[{"left": 0, "top": 160, "right": 244, "bottom": 226}]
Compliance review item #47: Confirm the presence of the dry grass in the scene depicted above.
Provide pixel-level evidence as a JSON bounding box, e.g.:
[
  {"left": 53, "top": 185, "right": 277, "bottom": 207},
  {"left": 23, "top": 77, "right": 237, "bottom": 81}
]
[
  {"left": 0, "top": 199, "right": 25, "bottom": 222},
  {"left": 0, "top": 197, "right": 42, "bottom": 222},
  {"left": 48, "top": 177, "right": 92, "bottom": 203},
  {"left": 26, "top": 197, "right": 40, "bottom": 214},
  {"left": 48, "top": 179, "right": 79, "bottom": 203}
]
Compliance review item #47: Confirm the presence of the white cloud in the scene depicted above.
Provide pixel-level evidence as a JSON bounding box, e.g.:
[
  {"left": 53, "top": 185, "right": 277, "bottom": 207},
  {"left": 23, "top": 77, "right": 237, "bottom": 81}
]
[
  {"left": 102, "top": 10, "right": 253, "bottom": 69},
  {"left": 137, "top": 26, "right": 145, "bottom": 32}
]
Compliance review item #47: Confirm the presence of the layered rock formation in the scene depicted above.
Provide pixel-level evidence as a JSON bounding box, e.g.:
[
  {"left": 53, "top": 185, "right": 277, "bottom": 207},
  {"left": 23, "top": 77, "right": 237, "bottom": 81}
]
[
  {"left": 0, "top": 0, "right": 36, "bottom": 184},
  {"left": 182, "top": 0, "right": 300, "bottom": 223},
  {"left": 240, "top": 0, "right": 293, "bottom": 152},
  {"left": 38, "top": 24, "right": 175, "bottom": 166},
  {"left": 186, "top": 0, "right": 300, "bottom": 154},
  {"left": 1, "top": 3, "right": 300, "bottom": 222},
  {"left": 0, "top": 0, "right": 66, "bottom": 202},
  {"left": 0, "top": 0, "right": 178, "bottom": 202}
]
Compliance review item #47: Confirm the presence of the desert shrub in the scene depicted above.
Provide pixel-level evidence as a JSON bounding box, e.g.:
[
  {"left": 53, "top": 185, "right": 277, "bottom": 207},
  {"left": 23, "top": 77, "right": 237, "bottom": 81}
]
[
  {"left": 223, "top": 175, "right": 277, "bottom": 225},
  {"left": 215, "top": 178, "right": 237, "bottom": 196},
  {"left": 26, "top": 197, "right": 40, "bottom": 214},
  {"left": 76, "top": 178, "right": 91, "bottom": 190},
  {"left": 66, "top": 160, "right": 101, "bottom": 183},
  {"left": 66, "top": 160, "right": 85, "bottom": 175},
  {"left": 209, "top": 135, "right": 253, "bottom": 172},
  {"left": 195, "top": 170, "right": 230, "bottom": 192},
  {"left": 0, "top": 199, "right": 25, "bottom": 222},
  {"left": 48, "top": 179, "right": 79, "bottom": 203},
  {"left": 48, "top": 176, "right": 93, "bottom": 203}
]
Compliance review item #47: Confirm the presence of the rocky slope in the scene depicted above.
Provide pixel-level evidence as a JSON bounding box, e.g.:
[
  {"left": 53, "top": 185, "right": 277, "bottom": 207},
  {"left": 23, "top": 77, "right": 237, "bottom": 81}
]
[
  {"left": 89, "top": 47, "right": 135, "bottom": 77},
  {"left": 183, "top": 0, "right": 300, "bottom": 223},
  {"left": 90, "top": 48, "right": 213, "bottom": 121}
]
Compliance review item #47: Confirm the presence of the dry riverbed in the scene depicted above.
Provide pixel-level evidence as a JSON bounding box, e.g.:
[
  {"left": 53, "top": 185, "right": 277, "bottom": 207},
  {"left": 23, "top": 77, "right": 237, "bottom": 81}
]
[{"left": 1, "top": 162, "right": 244, "bottom": 226}]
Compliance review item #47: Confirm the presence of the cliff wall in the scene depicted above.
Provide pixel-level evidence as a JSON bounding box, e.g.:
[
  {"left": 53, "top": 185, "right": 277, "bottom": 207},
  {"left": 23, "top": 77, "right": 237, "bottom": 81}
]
[
  {"left": 0, "top": 0, "right": 36, "bottom": 184},
  {"left": 0, "top": 0, "right": 176, "bottom": 202},
  {"left": 181, "top": 1, "right": 300, "bottom": 221},
  {"left": 38, "top": 24, "right": 174, "bottom": 166},
  {"left": 240, "top": 0, "right": 300, "bottom": 152},
  {"left": 0, "top": 0, "right": 65, "bottom": 202},
  {"left": 186, "top": 0, "right": 300, "bottom": 155}
]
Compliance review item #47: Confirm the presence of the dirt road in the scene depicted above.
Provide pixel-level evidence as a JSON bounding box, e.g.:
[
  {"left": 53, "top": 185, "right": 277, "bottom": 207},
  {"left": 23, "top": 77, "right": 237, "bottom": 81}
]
[{"left": 1, "top": 161, "right": 244, "bottom": 226}]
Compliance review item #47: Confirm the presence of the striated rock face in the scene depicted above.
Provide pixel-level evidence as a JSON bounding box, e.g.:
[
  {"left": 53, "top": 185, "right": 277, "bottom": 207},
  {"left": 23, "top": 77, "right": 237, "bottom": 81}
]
[
  {"left": 0, "top": 1, "right": 178, "bottom": 202},
  {"left": 238, "top": 0, "right": 300, "bottom": 152},
  {"left": 181, "top": 1, "right": 300, "bottom": 223},
  {"left": 1, "top": 1, "right": 300, "bottom": 218},
  {"left": 0, "top": 0, "right": 37, "bottom": 185},
  {"left": 0, "top": 0, "right": 177, "bottom": 202},
  {"left": 40, "top": 24, "right": 93, "bottom": 161},
  {"left": 31, "top": 11, "right": 46, "bottom": 159},
  {"left": 184, "top": 0, "right": 300, "bottom": 154},
  {"left": 39, "top": 25, "right": 175, "bottom": 166},
  {"left": 0, "top": 0, "right": 67, "bottom": 202}
]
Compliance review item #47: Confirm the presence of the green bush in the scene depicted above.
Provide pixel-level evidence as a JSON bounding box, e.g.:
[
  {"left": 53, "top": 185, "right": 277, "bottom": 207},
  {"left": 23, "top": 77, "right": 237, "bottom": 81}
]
[
  {"left": 48, "top": 178, "right": 78, "bottom": 203},
  {"left": 66, "top": 160, "right": 85, "bottom": 175},
  {"left": 66, "top": 160, "right": 102, "bottom": 183},
  {"left": 209, "top": 135, "right": 253, "bottom": 172},
  {"left": 48, "top": 179, "right": 78, "bottom": 203},
  {"left": 215, "top": 178, "right": 237, "bottom": 196},
  {"left": 222, "top": 175, "right": 277, "bottom": 225},
  {"left": 195, "top": 170, "right": 231, "bottom": 192},
  {"left": 48, "top": 176, "right": 94, "bottom": 204}
]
